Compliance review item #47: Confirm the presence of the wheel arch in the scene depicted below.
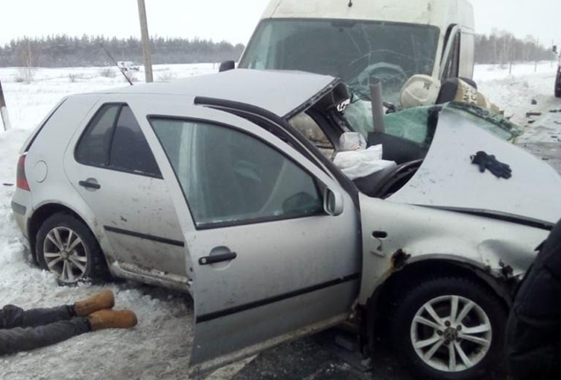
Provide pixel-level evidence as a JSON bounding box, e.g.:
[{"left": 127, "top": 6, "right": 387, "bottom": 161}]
[
  {"left": 363, "top": 257, "right": 513, "bottom": 353},
  {"left": 28, "top": 202, "right": 99, "bottom": 260}
]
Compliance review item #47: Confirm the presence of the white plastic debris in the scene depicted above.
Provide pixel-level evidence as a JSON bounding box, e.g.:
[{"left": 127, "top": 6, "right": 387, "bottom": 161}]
[
  {"left": 333, "top": 144, "right": 396, "bottom": 180},
  {"left": 339, "top": 132, "right": 367, "bottom": 151}
]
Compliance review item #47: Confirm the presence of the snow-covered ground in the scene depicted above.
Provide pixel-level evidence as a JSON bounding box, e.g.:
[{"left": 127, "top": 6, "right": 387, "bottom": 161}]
[
  {"left": 0, "top": 63, "right": 240, "bottom": 380},
  {"left": 475, "top": 61, "right": 559, "bottom": 128},
  {"left": 0, "top": 61, "right": 559, "bottom": 380}
]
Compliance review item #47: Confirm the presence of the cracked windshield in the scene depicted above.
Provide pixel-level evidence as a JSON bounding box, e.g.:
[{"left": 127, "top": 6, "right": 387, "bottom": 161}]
[{"left": 240, "top": 19, "right": 440, "bottom": 135}]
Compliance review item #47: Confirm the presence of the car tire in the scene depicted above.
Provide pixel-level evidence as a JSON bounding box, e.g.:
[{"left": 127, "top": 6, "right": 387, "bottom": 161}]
[
  {"left": 36, "top": 213, "right": 108, "bottom": 284},
  {"left": 390, "top": 276, "right": 507, "bottom": 380},
  {"left": 555, "top": 72, "right": 561, "bottom": 98}
]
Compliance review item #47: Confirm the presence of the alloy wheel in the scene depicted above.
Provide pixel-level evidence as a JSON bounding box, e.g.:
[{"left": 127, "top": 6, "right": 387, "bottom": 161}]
[
  {"left": 43, "top": 227, "right": 88, "bottom": 282},
  {"left": 410, "top": 295, "right": 492, "bottom": 373}
]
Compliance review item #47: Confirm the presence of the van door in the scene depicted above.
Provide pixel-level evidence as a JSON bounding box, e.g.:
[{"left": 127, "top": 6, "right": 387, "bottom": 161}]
[{"left": 133, "top": 97, "right": 361, "bottom": 374}]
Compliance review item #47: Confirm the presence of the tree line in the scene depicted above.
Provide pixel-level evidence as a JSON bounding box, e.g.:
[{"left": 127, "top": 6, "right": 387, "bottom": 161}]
[
  {"left": 0, "top": 31, "right": 555, "bottom": 68},
  {"left": 474, "top": 29, "right": 555, "bottom": 64},
  {"left": 0, "top": 35, "right": 245, "bottom": 67}
]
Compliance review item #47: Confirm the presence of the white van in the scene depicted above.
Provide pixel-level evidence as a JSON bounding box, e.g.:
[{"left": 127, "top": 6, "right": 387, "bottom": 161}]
[{"left": 238, "top": 0, "right": 475, "bottom": 132}]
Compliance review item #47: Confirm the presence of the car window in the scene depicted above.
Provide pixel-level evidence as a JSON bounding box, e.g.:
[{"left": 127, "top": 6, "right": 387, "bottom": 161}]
[
  {"left": 76, "top": 104, "right": 161, "bottom": 177},
  {"left": 382, "top": 106, "right": 436, "bottom": 148},
  {"left": 151, "top": 118, "right": 324, "bottom": 228},
  {"left": 75, "top": 104, "right": 120, "bottom": 166},
  {"left": 109, "top": 106, "right": 161, "bottom": 176}
]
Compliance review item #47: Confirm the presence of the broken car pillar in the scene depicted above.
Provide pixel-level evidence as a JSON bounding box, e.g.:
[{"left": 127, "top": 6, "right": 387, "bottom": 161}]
[{"left": 370, "top": 80, "right": 385, "bottom": 133}]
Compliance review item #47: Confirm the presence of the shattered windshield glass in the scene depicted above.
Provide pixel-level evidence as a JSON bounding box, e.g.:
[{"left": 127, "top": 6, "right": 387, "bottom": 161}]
[
  {"left": 445, "top": 102, "right": 523, "bottom": 141},
  {"left": 239, "top": 19, "right": 440, "bottom": 135}
]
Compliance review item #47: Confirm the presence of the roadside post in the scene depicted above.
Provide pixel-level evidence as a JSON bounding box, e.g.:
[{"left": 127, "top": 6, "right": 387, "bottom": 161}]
[
  {"left": 137, "top": 0, "right": 154, "bottom": 83},
  {"left": 0, "top": 78, "right": 11, "bottom": 131}
]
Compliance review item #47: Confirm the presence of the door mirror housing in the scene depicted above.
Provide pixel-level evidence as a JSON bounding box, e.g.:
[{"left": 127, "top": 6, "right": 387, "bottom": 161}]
[
  {"left": 219, "top": 60, "right": 236, "bottom": 72},
  {"left": 323, "top": 188, "right": 344, "bottom": 216}
]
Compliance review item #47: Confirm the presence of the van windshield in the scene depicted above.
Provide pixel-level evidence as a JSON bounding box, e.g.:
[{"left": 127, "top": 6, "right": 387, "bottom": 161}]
[{"left": 239, "top": 19, "right": 440, "bottom": 135}]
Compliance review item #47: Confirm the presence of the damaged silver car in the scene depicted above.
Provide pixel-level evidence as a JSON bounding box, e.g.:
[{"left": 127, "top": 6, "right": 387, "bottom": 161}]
[{"left": 11, "top": 70, "right": 561, "bottom": 380}]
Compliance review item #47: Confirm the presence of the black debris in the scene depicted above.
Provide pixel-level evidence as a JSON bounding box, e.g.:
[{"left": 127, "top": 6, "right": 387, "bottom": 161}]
[
  {"left": 471, "top": 151, "right": 512, "bottom": 179},
  {"left": 526, "top": 112, "right": 542, "bottom": 117}
]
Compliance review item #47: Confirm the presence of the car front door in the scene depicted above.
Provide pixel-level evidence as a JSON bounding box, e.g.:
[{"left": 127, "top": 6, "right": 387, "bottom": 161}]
[{"left": 132, "top": 96, "right": 361, "bottom": 373}]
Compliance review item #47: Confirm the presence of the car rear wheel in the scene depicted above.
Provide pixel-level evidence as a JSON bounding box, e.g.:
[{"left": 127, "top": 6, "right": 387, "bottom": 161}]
[
  {"left": 36, "top": 213, "right": 108, "bottom": 284},
  {"left": 391, "top": 276, "right": 506, "bottom": 380},
  {"left": 555, "top": 72, "right": 561, "bottom": 98}
]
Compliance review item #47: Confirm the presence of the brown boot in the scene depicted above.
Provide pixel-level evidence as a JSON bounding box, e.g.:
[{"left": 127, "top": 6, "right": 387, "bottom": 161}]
[
  {"left": 74, "top": 290, "right": 115, "bottom": 317},
  {"left": 88, "top": 309, "right": 138, "bottom": 331}
]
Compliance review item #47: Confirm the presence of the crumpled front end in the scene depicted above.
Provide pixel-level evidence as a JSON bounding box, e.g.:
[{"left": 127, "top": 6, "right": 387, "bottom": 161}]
[{"left": 357, "top": 195, "right": 549, "bottom": 305}]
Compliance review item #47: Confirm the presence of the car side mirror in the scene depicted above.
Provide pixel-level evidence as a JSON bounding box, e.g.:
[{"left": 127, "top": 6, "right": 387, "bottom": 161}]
[
  {"left": 323, "top": 188, "right": 344, "bottom": 216},
  {"left": 553, "top": 46, "right": 558, "bottom": 54},
  {"left": 219, "top": 60, "right": 236, "bottom": 72}
]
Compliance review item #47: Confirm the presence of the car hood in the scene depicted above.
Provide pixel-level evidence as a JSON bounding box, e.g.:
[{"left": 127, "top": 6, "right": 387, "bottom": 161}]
[{"left": 388, "top": 106, "right": 561, "bottom": 226}]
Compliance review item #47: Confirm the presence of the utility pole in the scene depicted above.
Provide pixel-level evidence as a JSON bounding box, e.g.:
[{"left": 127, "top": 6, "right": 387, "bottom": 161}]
[
  {"left": 0, "top": 78, "right": 11, "bottom": 131},
  {"left": 137, "top": 0, "right": 154, "bottom": 83}
]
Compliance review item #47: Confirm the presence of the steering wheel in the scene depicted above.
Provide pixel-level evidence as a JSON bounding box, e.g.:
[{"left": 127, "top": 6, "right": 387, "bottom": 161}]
[{"left": 376, "top": 159, "right": 424, "bottom": 198}]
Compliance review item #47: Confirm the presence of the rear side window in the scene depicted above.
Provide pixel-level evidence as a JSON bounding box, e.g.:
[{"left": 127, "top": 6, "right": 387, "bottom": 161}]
[
  {"left": 75, "top": 104, "right": 161, "bottom": 177},
  {"left": 75, "top": 104, "right": 120, "bottom": 166}
]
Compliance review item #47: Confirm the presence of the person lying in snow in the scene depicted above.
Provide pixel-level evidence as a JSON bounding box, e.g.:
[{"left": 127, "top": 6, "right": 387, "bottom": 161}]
[{"left": 0, "top": 290, "right": 137, "bottom": 356}]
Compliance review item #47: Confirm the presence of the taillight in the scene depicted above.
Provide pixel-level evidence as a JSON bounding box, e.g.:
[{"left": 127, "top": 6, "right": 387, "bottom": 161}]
[{"left": 17, "top": 155, "right": 30, "bottom": 191}]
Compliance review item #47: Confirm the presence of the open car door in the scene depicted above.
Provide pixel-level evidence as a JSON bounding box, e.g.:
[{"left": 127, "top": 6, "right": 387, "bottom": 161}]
[{"left": 130, "top": 95, "right": 361, "bottom": 374}]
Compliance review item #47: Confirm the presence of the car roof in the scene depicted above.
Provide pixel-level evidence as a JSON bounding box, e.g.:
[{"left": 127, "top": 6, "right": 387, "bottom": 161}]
[{"left": 94, "top": 69, "right": 340, "bottom": 118}]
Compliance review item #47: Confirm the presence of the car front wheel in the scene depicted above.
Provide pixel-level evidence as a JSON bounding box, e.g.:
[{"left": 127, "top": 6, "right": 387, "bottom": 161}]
[
  {"left": 391, "top": 276, "right": 507, "bottom": 380},
  {"left": 36, "top": 213, "right": 108, "bottom": 284}
]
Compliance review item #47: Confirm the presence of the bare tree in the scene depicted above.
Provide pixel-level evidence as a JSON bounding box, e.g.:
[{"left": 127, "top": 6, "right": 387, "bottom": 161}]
[{"left": 17, "top": 39, "right": 36, "bottom": 83}]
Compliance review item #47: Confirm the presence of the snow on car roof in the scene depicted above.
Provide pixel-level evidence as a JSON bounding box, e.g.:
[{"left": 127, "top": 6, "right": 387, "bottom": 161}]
[{"left": 95, "top": 69, "right": 341, "bottom": 118}]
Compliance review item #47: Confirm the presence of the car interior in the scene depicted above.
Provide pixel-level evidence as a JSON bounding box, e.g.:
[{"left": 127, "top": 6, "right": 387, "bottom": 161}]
[{"left": 288, "top": 105, "right": 441, "bottom": 199}]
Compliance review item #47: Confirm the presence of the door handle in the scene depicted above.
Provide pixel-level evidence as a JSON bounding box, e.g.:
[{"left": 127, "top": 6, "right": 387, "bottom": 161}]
[
  {"left": 79, "top": 180, "right": 101, "bottom": 190},
  {"left": 199, "top": 252, "right": 237, "bottom": 266}
]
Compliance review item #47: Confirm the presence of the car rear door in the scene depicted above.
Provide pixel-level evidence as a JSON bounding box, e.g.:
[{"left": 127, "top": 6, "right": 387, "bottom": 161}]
[
  {"left": 63, "top": 97, "right": 188, "bottom": 288},
  {"left": 132, "top": 95, "right": 361, "bottom": 374}
]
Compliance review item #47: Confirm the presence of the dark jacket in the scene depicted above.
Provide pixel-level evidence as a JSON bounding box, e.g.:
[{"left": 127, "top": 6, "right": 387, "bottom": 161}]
[{"left": 506, "top": 219, "right": 561, "bottom": 380}]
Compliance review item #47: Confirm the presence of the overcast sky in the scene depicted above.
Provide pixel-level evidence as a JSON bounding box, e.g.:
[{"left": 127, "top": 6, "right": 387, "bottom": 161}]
[{"left": 0, "top": 0, "right": 559, "bottom": 46}]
